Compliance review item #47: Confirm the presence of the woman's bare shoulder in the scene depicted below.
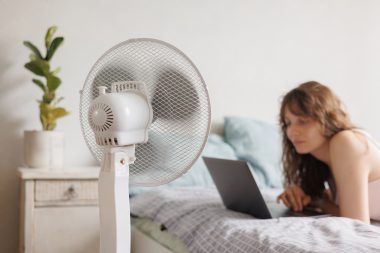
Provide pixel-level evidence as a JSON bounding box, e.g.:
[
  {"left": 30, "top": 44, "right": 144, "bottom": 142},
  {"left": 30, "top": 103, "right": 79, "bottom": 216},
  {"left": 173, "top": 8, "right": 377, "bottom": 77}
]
[{"left": 329, "top": 130, "right": 368, "bottom": 160}]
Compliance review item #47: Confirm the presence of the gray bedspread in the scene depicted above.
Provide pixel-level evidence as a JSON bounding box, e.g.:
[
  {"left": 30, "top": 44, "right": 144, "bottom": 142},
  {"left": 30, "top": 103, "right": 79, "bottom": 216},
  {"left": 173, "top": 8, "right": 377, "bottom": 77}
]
[{"left": 130, "top": 187, "right": 380, "bottom": 253}]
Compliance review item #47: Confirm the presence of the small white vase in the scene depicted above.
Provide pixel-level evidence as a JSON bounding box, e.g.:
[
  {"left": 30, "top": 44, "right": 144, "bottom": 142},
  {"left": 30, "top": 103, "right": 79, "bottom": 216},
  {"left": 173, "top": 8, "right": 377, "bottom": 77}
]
[{"left": 24, "top": 130, "right": 64, "bottom": 170}]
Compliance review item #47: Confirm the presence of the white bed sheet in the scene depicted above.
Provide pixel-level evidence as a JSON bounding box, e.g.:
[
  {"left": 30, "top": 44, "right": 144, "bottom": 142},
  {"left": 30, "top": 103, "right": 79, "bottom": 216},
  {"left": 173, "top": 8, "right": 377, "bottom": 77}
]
[{"left": 130, "top": 187, "right": 380, "bottom": 253}]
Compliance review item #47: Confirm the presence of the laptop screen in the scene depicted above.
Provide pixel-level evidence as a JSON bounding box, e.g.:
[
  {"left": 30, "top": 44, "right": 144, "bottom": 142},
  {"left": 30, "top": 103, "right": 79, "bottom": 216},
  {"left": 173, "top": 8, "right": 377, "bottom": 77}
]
[{"left": 203, "top": 156, "right": 272, "bottom": 219}]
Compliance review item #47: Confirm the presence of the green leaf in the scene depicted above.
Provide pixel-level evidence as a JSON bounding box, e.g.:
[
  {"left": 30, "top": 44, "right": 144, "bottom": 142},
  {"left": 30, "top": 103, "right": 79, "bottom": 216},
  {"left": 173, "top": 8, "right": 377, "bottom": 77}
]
[
  {"left": 24, "top": 59, "right": 50, "bottom": 76},
  {"left": 25, "top": 62, "right": 43, "bottom": 76},
  {"left": 47, "top": 122, "right": 56, "bottom": 131},
  {"left": 39, "top": 102, "right": 49, "bottom": 112},
  {"left": 45, "top": 26, "right": 57, "bottom": 49},
  {"left": 29, "top": 53, "right": 38, "bottom": 61},
  {"left": 39, "top": 103, "right": 69, "bottom": 130},
  {"left": 52, "top": 67, "right": 61, "bottom": 75},
  {"left": 23, "top": 41, "right": 43, "bottom": 59},
  {"left": 53, "top": 96, "right": 64, "bottom": 106},
  {"left": 45, "top": 37, "right": 64, "bottom": 61},
  {"left": 52, "top": 107, "right": 69, "bottom": 119},
  {"left": 47, "top": 74, "right": 61, "bottom": 92},
  {"left": 40, "top": 114, "right": 48, "bottom": 130},
  {"left": 39, "top": 103, "right": 49, "bottom": 130},
  {"left": 32, "top": 79, "right": 46, "bottom": 92},
  {"left": 40, "top": 103, "right": 53, "bottom": 130}
]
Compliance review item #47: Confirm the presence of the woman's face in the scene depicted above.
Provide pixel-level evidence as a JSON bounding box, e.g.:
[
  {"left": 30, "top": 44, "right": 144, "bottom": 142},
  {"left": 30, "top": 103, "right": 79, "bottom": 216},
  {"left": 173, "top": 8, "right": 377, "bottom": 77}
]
[{"left": 284, "top": 107, "right": 328, "bottom": 154}]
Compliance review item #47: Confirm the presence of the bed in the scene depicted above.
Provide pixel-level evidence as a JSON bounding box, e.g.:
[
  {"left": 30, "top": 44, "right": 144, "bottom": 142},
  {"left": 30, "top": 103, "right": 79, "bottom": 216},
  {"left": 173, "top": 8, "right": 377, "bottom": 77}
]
[
  {"left": 130, "top": 187, "right": 380, "bottom": 253},
  {"left": 129, "top": 116, "right": 380, "bottom": 253}
]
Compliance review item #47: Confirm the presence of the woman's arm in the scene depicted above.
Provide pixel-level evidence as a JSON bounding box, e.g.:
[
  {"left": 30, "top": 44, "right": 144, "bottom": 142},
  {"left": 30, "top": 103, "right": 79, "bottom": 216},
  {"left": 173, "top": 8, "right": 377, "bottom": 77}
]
[{"left": 329, "top": 131, "right": 370, "bottom": 224}]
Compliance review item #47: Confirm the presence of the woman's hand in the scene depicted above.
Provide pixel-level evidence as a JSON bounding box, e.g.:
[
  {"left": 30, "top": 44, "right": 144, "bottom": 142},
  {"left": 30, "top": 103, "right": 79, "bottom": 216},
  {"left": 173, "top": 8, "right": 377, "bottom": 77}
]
[
  {"left": 277, "top": 185, "right": 311, "bottom": 212},
  {"left": 308, "top": 189, "right": 340, "bottom": 216}
]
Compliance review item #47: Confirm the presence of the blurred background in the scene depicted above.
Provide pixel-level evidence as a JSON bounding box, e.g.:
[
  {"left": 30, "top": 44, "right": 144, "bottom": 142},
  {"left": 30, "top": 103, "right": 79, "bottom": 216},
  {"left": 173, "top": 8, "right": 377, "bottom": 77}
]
[{"left": 1, "top": 0, "right": 380, "bottom": 252}]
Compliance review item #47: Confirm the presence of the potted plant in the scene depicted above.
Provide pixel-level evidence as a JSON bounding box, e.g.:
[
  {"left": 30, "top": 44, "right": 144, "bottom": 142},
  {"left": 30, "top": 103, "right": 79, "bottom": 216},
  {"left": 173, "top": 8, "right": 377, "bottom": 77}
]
[{"left": 23, "top": 25, "right": 69, "bottom": 170}]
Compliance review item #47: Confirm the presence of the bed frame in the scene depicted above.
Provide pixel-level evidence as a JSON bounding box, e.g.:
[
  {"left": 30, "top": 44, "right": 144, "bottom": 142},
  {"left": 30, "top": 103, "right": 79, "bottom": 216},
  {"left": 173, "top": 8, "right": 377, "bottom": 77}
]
[{"left": 131, "top": 226, "right": 174, "bottom": 253}]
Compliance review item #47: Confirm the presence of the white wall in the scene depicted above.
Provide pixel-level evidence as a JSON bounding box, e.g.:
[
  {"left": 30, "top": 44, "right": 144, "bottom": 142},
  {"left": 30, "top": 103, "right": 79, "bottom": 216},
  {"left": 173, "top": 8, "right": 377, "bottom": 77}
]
[{"left": 1, "top": 0, "right": 380, "bottom": 251}]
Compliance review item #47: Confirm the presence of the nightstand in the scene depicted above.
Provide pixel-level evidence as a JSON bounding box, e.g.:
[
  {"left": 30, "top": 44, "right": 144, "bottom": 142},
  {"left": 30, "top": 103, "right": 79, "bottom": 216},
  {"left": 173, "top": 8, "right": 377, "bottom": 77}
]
[{"left": 18, "top": 167, "right": 101, "bottom": 253}]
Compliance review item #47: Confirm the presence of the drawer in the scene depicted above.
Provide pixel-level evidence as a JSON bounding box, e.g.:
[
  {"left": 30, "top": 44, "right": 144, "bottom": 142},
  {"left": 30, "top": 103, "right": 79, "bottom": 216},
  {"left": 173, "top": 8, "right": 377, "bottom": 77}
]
[{"left": 35, "top": 180, "right": 98, "bottom": 205}]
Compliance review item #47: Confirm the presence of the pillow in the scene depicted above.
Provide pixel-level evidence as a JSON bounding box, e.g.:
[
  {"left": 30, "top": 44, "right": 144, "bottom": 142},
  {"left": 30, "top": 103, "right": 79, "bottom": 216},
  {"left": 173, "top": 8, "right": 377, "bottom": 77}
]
[
  {"left": 224, "top": 116, "right": 283, "bottom": 188},
  {"left": 130, "top": 133, "right": 238, "bottom": 195}
]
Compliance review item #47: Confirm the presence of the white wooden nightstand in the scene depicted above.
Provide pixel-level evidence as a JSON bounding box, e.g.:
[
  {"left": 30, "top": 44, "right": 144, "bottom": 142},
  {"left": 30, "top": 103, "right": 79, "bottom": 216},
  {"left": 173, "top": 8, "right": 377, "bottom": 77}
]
[{"left": 18, "top": 167, "right": 101, "bottom": 253}]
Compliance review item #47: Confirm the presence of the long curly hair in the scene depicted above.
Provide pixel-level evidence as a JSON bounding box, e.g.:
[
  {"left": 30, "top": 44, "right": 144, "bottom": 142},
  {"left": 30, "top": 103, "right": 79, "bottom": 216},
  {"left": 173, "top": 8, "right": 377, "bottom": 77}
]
[{"left": 279, "top": 81, "right": 354, "bottom": 198}]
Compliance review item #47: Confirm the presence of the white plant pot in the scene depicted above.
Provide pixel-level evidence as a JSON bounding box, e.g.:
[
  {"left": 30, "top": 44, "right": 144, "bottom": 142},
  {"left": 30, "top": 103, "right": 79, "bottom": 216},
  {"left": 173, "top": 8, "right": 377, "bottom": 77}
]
[{"left": 24, "top": 130, "right": 64, "bottom": 170}]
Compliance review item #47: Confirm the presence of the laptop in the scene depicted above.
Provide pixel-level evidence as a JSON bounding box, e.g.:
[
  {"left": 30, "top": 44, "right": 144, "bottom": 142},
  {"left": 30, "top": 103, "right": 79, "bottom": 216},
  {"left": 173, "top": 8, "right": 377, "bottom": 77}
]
[{"left": 203, "top": 156, "right": 328, "bottom": 219}]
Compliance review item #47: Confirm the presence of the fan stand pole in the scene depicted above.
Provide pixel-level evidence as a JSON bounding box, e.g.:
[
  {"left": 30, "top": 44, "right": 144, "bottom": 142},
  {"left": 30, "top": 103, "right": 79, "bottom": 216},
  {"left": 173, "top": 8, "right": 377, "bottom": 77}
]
[{"left": 98, "top": 146, "right": 134, "bottom": 253}]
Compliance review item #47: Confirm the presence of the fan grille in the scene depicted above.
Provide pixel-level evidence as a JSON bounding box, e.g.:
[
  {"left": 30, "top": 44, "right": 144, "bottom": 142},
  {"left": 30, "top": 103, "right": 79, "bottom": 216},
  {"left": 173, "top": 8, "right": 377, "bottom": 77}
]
[{"left": 80, "top": 38, "right": 211, "bottom": 186}]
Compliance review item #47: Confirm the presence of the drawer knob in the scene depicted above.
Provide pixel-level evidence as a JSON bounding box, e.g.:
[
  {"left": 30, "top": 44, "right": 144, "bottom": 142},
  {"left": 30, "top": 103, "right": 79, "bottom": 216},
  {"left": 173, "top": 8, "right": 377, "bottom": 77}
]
[{"left": 64, "top": 185, "right": 78, "bottom": 200}]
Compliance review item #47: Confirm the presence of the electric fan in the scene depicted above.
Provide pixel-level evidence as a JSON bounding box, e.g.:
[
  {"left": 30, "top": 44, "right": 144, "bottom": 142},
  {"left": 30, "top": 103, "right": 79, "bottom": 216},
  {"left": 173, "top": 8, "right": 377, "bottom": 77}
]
[{"left": 79, "top": 38, "right": 211, "bottom": 253}]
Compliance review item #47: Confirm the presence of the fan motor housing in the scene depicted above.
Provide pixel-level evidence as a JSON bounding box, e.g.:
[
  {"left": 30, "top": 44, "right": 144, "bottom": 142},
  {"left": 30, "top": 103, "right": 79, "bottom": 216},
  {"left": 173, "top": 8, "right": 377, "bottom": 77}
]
[{"left": 89, "top": 88, "right": 152, "bottom": 147}]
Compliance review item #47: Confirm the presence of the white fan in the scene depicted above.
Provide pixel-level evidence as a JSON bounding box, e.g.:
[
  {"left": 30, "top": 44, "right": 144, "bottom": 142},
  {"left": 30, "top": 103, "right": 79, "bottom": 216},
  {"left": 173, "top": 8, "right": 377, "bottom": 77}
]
[{"left": 79, "top": 38, "right": 211, "bottom": 253}]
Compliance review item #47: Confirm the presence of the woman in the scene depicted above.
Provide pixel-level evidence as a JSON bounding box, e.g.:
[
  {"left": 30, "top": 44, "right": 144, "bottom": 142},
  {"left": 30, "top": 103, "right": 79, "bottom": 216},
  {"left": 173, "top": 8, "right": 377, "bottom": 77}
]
[{"left": 276, "top": 81, "right": 380, "bottom": 223}]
